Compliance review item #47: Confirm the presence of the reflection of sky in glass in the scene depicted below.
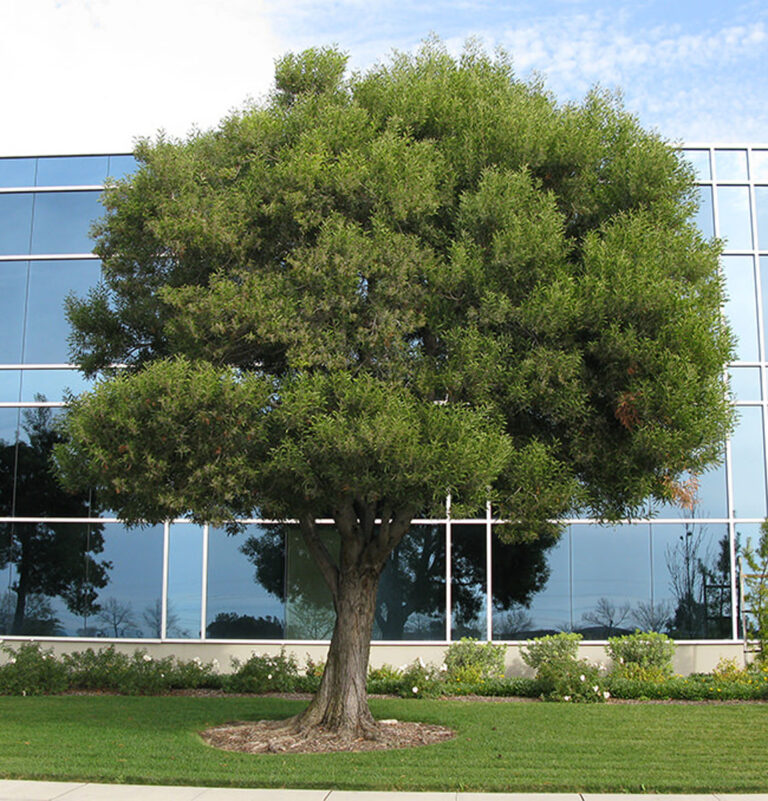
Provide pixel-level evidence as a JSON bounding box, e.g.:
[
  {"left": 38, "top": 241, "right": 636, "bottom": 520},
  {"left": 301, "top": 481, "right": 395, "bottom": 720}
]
[
  {"left": 730, "top": 367, "right": 761, "bottom": 402},
  {"left": 0, "top": 408, "right": 20, "bottom": 443},
  {"left": 0, "top": 261, "right": 27, "bottom": 363},
  {"left": 107, "top": 155, "right": 139, "bottom": 181},
  {"left": 722, "top": 255, "right": 758, "bottom": 361},
  {"left": 520, "top": 531, "right": 571, "bottom": 633},
  {"left": 0, "top": 370, "right": 21, "bottom": 402},
  {"left": 0, "top": 157, "right": 36, "bottom": 187},
  {"left": 648, "top": 463, "right": 727, "bottom": 520},
  {"left": 750, "top": 151, "right": 768, "bottom": 182},
  {"left": 0, "top": 194, "right": 34, "bottom": 255},
  {"left": 755, "top": 187, "right": 768, "bottom": 251},
  {"left": 715, "top": 149, "right": 748, "bottom": 181},
  {"left": 30, "top": 191, "right": 102, "bottom": 254},
  {"left": 730, "top": 406, "right": 767, "bottom": 518},
  {"left": 693, "top": 185, "right": 714, "bottom": 239},
  {"left": 36, "top": 156, "right": 109, "bottom": 187},
  {"left": 682, "top": 150, "right": 710, "bottom": 181},
  {"left": 762, "top": 258, "right": 768, "bottom": 350},
  {"left": 718, "top": 186, "right": 753, "bottom": 250},
  {"left": 168, "top": 524, "right": 203, "bottom": 638},
  {"left": 20, "top": 370, "right": 93, "bottom": 402}
]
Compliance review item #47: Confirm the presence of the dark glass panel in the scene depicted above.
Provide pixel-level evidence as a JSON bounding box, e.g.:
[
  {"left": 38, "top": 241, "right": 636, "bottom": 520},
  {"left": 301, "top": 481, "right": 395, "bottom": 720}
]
[
  {"left": 0, "top": 370, "right": 21, "bottom": 402},
  {"left": 755, "top": 187, "right": 768, "bottom": 251},
  {"left": 451, "top": 523, "right": 485, "bottom": 640},
  {"left": 682, "top": 149, "right": 710, "bottom": 181},
  {"left": 491, "top": 524, "right": 561, "bottom": 639},
  {"left": 730, "top": 367, "right": 762, "bottom": 401},
  {"left": 693, "top": 185, "right": 714, "bottom": 239},
  {"left": 285, "top": 525, "right": 336, "bottom": 639},
  {"left": 107, "top": 155, "right": 139, "bottom": 180},
  {"left": 166, "top": 523, "right": 203, "bottom": 638},
  {"left": 0, "top": 157, "right": 36, "bottom": 188},
  {"left": 571, "top": 523, "right": 651, "bottom": 638},
  {"left": 206, "top": 524, "right": 284, "bottom": 639},
  {"left": 734, "top": 522, "right": 760, "bottom": 639},
  {"left": 30, "top": 191, "right": 102, "bottom": 254},
  {"left": 651, "top": 524, "right": 732, "bottom": 639},
  {"left": 374, "top": 524, "right": 445, "bottom": 641},
  {"left": 0, "top": 261, "right": 28, "bottom": 363},
  {"left": 35, "top": 156, "right": 108, "bottom": 187},
  {"left": 715, "top": 149, "right": 748, "bottom": 181},
  {"left": 722, "top": 255, "right": 758, "bottom": 361},
  {"left": 729, "top": 407, "right": 767, "bottom": 518},
  {"left": 20, "top": 370, "right": 92, "bottom": 402},
  {"left": 0, "top": 194, "right": 34, "bottom": 255},
  {"left": 24, "top": 260, "right": 101, "bottom": 363},
  {"left": 718, "top": 186, "right": 753, "bottom": 251},
  {"left": 648, "top": 464, "right": 728, "bottom": 520}
]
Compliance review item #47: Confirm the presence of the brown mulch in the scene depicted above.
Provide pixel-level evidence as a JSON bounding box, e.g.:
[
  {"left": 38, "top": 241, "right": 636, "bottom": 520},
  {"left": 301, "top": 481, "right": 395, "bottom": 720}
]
[{"left": 199, "top": 719, "right": 456, "bottom": 754}]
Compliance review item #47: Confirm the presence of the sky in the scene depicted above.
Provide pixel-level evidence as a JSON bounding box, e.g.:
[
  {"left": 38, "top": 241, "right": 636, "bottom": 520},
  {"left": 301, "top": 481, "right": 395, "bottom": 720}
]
[{"left": 1, "top": 0, "right": 766, "bottom": 155}]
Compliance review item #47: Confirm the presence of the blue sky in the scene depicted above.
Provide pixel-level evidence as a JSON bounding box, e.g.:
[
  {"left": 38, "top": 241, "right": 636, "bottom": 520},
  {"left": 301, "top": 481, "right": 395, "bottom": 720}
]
[{"left": 1, "top": 0, "right": 766, "bottom": 153}]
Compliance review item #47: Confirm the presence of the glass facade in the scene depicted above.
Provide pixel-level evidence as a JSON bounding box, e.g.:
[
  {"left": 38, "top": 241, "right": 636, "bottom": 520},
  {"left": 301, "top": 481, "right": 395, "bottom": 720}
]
[{"left": 1, "top": 147, "right": 765, "bottom": 642}]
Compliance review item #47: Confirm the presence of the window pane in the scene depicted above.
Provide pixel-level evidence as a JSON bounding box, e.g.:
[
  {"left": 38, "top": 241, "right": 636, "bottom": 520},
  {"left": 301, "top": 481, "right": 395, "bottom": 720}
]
[
  {"left": 107, "top": 155, "right": 139, "bottom": 180},
  {"left": 730, "top": 367, "right": 761, "bottom": 401},
  {"left": 735, "top": 522, "right": 760, "bottom": 638},
  {"left": 0, "top": 194, "right": 34, "bottom": 255},
  {"left": 682, "top": 149, "right": 711, "bottom": 181},
  {"left": 0, "top": 158, "right": 36, "bottom": 188},
  {"left": 0, "top": 370, "right": 21, "bottom": 402},
  {"left": 651, "top": 524, "right": 731, "bottom": 639},
  {"left": 36, "top": 156, "right": 108, "bottom": 187},
  {"left": 760, "top": 257, "right": 768, "bottom": 347},
  {"left": 374, "top": 524, "right": 445, "bottom": 641},
  {"left": 648, "top": 464, "right": 728, "bottom": 520},
  {"left": 451, "top": 523, "right": 486, "bottom": 640},
  {"left": 717, "top": 186, "right": 753, "bottom": 250},
  {"left": 492, "top": 526, "right": 560, "bottom": 639},
  {"left": 30, "top": 191, "right": 102, "bottom": 254},
  {"left": 206, "top": 524, "right": 285, "bottom": 639},
  {"left": 715, "top": 149, "right": 748, "bottom": 181},
  {"left": 730, "top": 406, "right": 767, "bottom": 518},
  {"left": 693, "top": 185, "right": 714, "bottom": 239},
  {"left": 0, "top": 407, "right": 20, "bottom": 444},
  {"left": 722, "top": 255, "right": 758, "bottom": 361},
  {"left": 166, "top": 523, "right": 203, "bottom": 638},
  {"left": 24, "top": 260, "right": 101, "bottom": 363},
  {"left": 20, "top": 369, "right": 93, "bottom": 402},
  {"left": 572, "top": 523, "right": 651, "bottom": 637},
  {"left": 285, "top": 525, "right": 336, "bottom": 639},
  {"left": 755, "top": 187, "right": 768, "bottom": 251},
  {"left": 0, "top": 261, "right": 28, "bottom": 363},
  {"left": 752, "top": 151, "right": 768, "bottom": 182}
]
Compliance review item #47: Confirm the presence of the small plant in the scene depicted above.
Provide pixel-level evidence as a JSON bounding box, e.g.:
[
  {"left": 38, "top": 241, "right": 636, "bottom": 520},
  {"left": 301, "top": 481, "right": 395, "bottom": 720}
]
[
  {"left": 536, "top": 657, "right": 608, "bottom": 703},
  {"left": 223, "top": 648, "right": 300, "bottom": 693},
  {"left": 0, "top": 643, "right": 68, "bottom": 695},
  {"left": 521, "top": 632, "right": 582, "bottom": 670},
  {"left": 711, "top": 656, "right": 748, "bottom": 681},
  {"left": 304, "top": 654, "right": 325, "bottom": 678},
  {"left": 444, "top": 638, "right": 506, "bottom": 683},
  {"left": 397, "top": 658, "right": 444, "bottom": 698},
  {"left": 607, "top": 631, "right": 675, "bottom": 679}
]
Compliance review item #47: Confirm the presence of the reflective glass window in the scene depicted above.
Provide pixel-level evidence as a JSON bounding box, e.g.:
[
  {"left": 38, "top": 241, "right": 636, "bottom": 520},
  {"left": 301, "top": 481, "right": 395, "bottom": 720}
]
[
  {"left": 722, "top": 255, "right": 759, "bottom": 361},
  {"left": 735, "top": 522, "right": 761, "bottom": 638},
  {"left": 20, "top": 370, "right": 92, "bottom": 402},
  {"left": 730, "top": 367, "right": 762, "bottom": 402},
  {"left": 166, "top": 523, "right": 203, "bottom": 638},
  {"left": 750, "top": 151, "right": 768, "bottom": 182},
  {"left": 715, "top": 150, "right": 749, "bottom": 181},
  {"left": 755, "top": 187, "right": 768, "bottom": 251},
  {"left": 30, "top": 191, "right": 102, "bottom": 254},
  {"left": 35, "top": 156, "right": 108, "bottom": 187},
  {"left": 730, "top": 406, "right": 767, "bottom": 518},
  {"left": 374, "top": 524, "right": 445, "bottom": 641},
  {"left": 649, "top": 463, "right": 728, "bottom": 520},
  {"left": 491, "top": 526, "right": 561, "bottom": 639},
  {"left": 717, "top": 186, "right": 753, "bottom": 250},
  {"left": 451, "top": 523, "right": 486, "bottom": 640},
  {"left": 693, "top": 185, "right": 714, "bottom": 239},
  {"left": 682, "top": 150, "right": 710, "bottom": 181},
  {"left": 0, "top": 370, "right": 21, "bottom": 402},
  {"left": 0, "top": 407, "right": 19, "bottom": 444},
  {"left": 206, "top": 524, "right": 284, "bottom": 639},
  {"left": 24, "top": 260, "right": 101, "bottom": 363},
  {"left": 0, "top": 194, "right": 34, "bottom": 255},
  {"left": 0, "top": 261, "right": 28, "bottom": 363},
  {"left": 107, "top": 155, "right": 139, "bottom": 180},
  {"left": 760, "top": 257, "right": 768, "bottom": 347},
  {"left": 0, "top": 158, "right": 36, "bottom": 188},
  {"left": 651, "top": 524, "right": 731, "bottom": 639},
  {"left": 572, "top": 523, "right": 651, "bottom": 637}
]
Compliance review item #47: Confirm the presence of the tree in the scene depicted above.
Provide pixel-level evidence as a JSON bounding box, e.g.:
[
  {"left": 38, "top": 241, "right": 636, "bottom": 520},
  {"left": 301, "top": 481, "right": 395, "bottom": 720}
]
[
  {"left": 96, "top": 597, "right": 140, "bottom": 638},
  {"left": 56, "top": 41, "right": 733, "bottom": 740}
]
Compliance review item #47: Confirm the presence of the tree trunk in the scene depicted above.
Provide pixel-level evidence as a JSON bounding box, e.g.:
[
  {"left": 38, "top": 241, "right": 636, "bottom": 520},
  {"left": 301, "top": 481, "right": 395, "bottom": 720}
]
[{"left": 11, "top": 565, "right": 28, "bottom": 635}]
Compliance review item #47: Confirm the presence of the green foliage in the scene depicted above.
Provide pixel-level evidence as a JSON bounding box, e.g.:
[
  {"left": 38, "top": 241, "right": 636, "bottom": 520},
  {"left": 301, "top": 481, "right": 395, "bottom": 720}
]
[
  {"left": 521, "top": 632, "right": 582, "bottom": 669},
  {"left": 606, "top": 630, "right": 676, "bottom": 679},
  {"left": 223, "top": 649, "right": 301, "bottom": 693},
  {"left": 444, "top": 637, "right": 506, "bottom": 682},
  {"left": 743, "top": 521, "right": 768, "bottom": 661},
  {"left": 0, "top": 643, "right": 68, "bottom": 695},
  {"left": 396, "top": 659, "right": 444, "bottom": 698},
  {"left": 536, "top": 657, "right": 608, "bottom": 703}
]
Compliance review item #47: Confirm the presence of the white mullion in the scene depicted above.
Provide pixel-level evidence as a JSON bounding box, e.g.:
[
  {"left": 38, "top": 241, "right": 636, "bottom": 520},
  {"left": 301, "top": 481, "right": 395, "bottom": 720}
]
[
  {"left": 161, "top": 521, "right": 170, "bottom": 640},
  {"left": 200, "top": 523, "right": 209, "bottom": 640},
  {"left": 445, "top": 495, "right": 452, "bottom": 642},
  {"left": 485, "top": 501, "right": 492, "bottom": 642}
]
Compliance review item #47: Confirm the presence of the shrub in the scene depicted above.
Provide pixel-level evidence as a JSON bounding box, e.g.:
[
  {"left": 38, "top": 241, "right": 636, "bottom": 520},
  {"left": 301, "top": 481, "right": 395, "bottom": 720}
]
[
  {"left": 521, "top": 633, "right": 582, "bottom": 670},
  {"left": 607, "top": 631, "right": 675, "bottom": 678},
  {"left": 0, "top": 643, "right": 69, "bottom": 695},
  {"left": 62, "top": 646, "right": 131, "bottom": 691},
  {"left": 223, "top": 648, "right": 300, "bottom": 693},
  {"left": 396, "top": 658, "right": 444, "bottom": 698},
  {"left": 444, "top": 638, "right": 506, "bottom": 683},
  {"left": 535, "top": 656, "right": 609, "bottom": 702}
]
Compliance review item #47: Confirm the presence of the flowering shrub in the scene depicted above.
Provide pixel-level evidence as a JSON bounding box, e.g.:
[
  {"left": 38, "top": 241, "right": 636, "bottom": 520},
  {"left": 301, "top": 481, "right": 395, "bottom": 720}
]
[
  {"left": 521, "top": 633, "right": 582, "bottom": 670},
  {"left": 535, "top": 657, "right": 608, "bottom": 702},
  {"left": 0, "top": 643, "right": 68, "bottom": 695},
  {"left": 396, "top": 659, "right": 444, "bottom": 698},
  {"left": 444, "top": 638, "right": 506, "bottom": 683},
  {"left": 223, "top": 648, "right": 300, "bottom": 693},
  {"left": 606, "top": 631, "right": 675, "bottom": 679}
]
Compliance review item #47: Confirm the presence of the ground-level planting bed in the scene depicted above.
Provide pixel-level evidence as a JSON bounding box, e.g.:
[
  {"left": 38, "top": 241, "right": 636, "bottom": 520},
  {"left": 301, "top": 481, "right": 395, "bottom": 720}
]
[{"left": 0, "top": 696, "right": 766, "bottom": 793}]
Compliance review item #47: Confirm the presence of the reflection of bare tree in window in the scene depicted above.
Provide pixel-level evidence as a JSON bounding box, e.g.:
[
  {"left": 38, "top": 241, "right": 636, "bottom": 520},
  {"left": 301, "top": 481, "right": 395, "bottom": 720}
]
[
  {"left": 286, "top": 596, "right": 336, "bottom": 639},
  {"left": 632, "top": 599, "right": 672, "bottom": 632},
  {"left": 0, "top": 590, "right": 63, "bottom": 635},
  {"left": 493, "top": 606, "right": 534, "bottom": 638},
  {"left": 581, "top": 596, "right": 631, "bottom": 637},
  {"left": 96, "top": 597, "right": 140, "bottom": 637},
  {"left": 142, "top": 598, "right": 189, "bottom": 638}
]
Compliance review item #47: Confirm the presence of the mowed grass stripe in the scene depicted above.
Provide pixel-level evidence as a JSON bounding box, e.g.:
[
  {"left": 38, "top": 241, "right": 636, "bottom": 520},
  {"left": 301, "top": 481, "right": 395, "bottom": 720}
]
[{"left": 0, "top": 696, "right": 765, "bottom": 792}]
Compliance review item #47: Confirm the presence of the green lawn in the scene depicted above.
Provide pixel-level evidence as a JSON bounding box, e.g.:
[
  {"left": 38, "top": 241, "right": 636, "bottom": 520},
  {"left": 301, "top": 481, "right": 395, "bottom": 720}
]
[{"left": 0, "top": 696, "right": 766, "bottom": 792}]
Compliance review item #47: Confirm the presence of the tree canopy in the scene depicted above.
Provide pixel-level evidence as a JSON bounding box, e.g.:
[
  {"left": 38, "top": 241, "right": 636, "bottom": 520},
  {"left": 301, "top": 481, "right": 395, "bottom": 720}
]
[{"left": 56, "top": 40, "right": 733, "bottom": 737}]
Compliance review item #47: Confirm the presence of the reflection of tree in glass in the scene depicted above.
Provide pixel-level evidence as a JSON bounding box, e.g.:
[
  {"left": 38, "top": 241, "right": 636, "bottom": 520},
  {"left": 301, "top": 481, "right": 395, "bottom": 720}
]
[
  {"left": 0, "top": 590, "right": 63, "bottom": 635},
  {"left": 286, "top": 597, "right": 336, "bottom": 639},
  {"left": 143, "top": 598, "right": 190, "bottom": 638},
  {"left": 580, "top": 596, "right": 632, "bottom": 637},
  {"left": 0, "top": 404, "right": 109, "bottom": 635},
  {"left": 96, "top": 597, "right": 140, "bottom": 637},
  {"left": 493, "top": 606, "right": 534, "bottom": 638},
  {"left": 206, "top": 612, "right": 283, "bottom": 639},
  {"left": 632, "top": 599, "right": 672, "bottom": 632}
]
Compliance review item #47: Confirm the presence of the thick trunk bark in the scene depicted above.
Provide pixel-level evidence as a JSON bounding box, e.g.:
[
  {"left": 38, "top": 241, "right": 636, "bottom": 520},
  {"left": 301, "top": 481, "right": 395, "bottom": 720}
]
[{"left": 11, "top": 564, "right": 28, "bottom": 635}]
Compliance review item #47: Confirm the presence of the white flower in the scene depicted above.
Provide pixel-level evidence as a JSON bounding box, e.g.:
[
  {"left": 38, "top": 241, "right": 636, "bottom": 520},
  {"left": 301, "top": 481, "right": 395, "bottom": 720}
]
[
  {"left": 193, "top": 657, "right": 202, "bottom": 666},
  {"left": 412, "top": 686, "right": 419, "bottom": 694},
  {"left": 619, "top": 657, "right": 624, "bottom": 664},
  {"left": 593, "top": 685, "right": 599, "bottom": 693},
  {"left": 603, "top": 691, "right": 611, "bottom": 699},
  {"left": 440, "top": 663, "right": 448, "bottom": 672},
  {"left": 563, "top": 695, "right": 571, "bottom": 701},
  {"left": 142, "top": 654, "right": 152, "bottom": 662},
  {"left": 267, "top": 673, "right": 273, "bottom": 680},
  {"left": 211, "top": 658, "right": 219, "bottom": 667},
  {"left": 8, "top": 657, "right": 16, "bottom": 665},
  {"left": 579, "top": 674, "right": 586, "bottom": 682},
  {"left": 418, "top": 657, "right": 426, "bottom": 668},
  {"left": 160, "top": 673, "right": 165, "bottom": 678}
]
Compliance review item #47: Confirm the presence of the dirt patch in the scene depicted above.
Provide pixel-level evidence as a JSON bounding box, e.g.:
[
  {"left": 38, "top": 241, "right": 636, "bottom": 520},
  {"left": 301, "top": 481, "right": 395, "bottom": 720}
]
[{"left": 199, "top": 719, "right": 456, "bottom": 754}]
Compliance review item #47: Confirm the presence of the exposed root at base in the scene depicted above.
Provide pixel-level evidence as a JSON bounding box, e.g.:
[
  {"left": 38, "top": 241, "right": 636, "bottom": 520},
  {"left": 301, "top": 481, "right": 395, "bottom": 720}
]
[{"left": 199, "top": 719, "right": 455, "bottom": 754}]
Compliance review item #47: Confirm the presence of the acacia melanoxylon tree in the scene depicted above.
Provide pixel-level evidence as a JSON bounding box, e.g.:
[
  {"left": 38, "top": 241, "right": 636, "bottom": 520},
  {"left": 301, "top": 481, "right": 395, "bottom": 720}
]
[{"left": 56, "top": 41, "right": 733, "bottom": 738}]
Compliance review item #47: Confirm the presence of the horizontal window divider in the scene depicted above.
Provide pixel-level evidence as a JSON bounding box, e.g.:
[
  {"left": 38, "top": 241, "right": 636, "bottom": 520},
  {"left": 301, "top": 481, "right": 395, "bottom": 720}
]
[
  {"left": 0, "top": 185, "right": 104, "bottom": 193},
  {"left": 0, "top": 401, "right": 66, "bottom": 408},
  {"left": 0, "top": 364, "right": 79, "bottom": 370},
  {"left": 0, "top": 253, "right": 98, "bottom": 261}
]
